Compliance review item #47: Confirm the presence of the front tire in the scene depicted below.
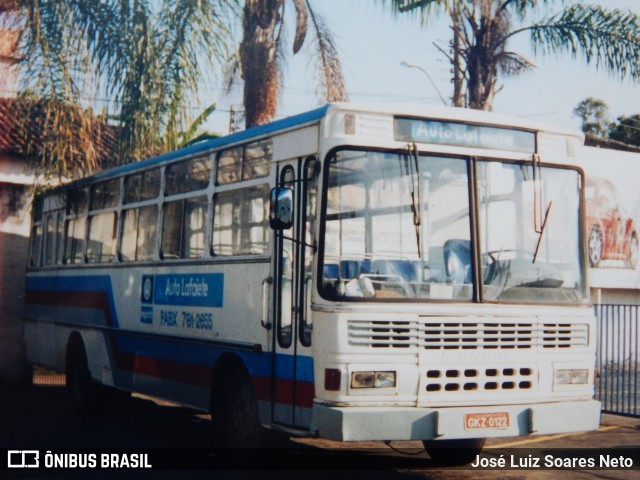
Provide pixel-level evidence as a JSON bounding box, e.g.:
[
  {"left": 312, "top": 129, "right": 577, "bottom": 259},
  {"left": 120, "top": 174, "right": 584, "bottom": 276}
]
[
  {"left": 223, "top": 375, "right": 264, "bottom": 448},
  {"left": 422, "top": 438, "right": 486, "bottom": 466}
]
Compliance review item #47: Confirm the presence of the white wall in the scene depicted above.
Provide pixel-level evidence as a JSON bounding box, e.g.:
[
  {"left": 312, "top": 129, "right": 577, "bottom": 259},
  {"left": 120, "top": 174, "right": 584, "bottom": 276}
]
[{"left": 0, "top": 156, "right": 34, "bottom": 384}]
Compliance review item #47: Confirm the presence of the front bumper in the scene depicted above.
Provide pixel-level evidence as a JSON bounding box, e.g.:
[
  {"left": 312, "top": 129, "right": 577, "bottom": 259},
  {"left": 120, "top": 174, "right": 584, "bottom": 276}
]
[{"left": 311, "top": 399, "right": 601, "bottom": 442}]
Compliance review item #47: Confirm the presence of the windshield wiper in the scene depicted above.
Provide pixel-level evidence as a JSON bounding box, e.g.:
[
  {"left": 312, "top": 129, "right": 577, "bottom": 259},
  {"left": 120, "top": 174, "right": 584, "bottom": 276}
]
[
  {"left": 407, "top": 143, "right": 422, "bottom": 256},
  {"left": 533, "top": 201, "right": 552, "bottom": 264}
]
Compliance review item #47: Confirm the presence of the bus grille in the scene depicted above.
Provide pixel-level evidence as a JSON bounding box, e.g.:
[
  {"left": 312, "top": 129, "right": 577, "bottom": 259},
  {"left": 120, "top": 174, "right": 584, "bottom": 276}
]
[
  {"left": 347, "top": 320, "right": 589, "bottom": 350},
  {"left": 425, "top": 366, "right": 535, "bottom": 393}
]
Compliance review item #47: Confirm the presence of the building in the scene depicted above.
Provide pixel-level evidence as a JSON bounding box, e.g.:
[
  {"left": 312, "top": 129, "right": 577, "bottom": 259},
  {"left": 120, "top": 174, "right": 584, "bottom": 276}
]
[{"left": 0, "top": 95, "right": 118, "bottom": 384}]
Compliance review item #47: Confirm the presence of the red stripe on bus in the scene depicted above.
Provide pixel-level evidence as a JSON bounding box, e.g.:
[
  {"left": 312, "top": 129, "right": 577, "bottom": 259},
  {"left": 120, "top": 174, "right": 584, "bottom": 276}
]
[
  {"left": 26, "top": 290, "right": 316, "bottom": 408},
  {"left": 252, "top": 376, "right": 315, "bottom": 408},
  {"left": 116, "top": 351, "right": 213, "bottom": 388},
  {"left": 26, "top": 290, "right": 112, "bottom": 317}
]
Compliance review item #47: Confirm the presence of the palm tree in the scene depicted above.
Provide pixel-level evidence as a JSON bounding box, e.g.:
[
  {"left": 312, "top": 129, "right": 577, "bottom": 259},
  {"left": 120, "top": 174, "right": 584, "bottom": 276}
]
[
  {"left": 388, "top": 1, "right": 640, "bottom": 110},
  {"left": 238, "top": 0, "right": 348, "bottom": 128},
  {"left": 2, "top": 0, "right": 235, "bottom": 180}
]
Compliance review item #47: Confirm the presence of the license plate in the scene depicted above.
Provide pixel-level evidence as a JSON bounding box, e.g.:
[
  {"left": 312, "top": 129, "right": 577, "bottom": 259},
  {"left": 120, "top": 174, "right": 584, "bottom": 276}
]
[{"left": 465, "top": 412, "right": 510, "bottom": 430}]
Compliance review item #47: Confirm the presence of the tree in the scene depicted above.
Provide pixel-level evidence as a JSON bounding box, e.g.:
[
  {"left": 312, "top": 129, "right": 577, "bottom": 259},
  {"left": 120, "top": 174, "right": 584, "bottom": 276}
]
[
  {"left": 609, "top": 115, "right": 640, "bottom": 147},
  {"left": 387, "top": 1, "right": 640, "bottom": 111},
  {"left": 238, "top": 0, "right": 348, "bottom": 128},
  {"left": 573, "top": 97, "right": 612, "bottom": 137},
  {"left": 1, "top": 0, "right": 235, "bottom": 180}
]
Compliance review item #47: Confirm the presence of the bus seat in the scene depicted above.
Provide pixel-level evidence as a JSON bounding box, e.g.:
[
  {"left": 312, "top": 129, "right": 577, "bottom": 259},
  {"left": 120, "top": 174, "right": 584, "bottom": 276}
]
[
  {"left": 372, "top": 260, "right": 418, "bottom": 281},
  {"left": 443, "top": 239, "right": 472, "bottom": 284},
  {"left": 340, "top": 260, "right": 371, "bottom": 279},
  {"left": 324, "top": 264, "right": 339, "bottom": 279}
]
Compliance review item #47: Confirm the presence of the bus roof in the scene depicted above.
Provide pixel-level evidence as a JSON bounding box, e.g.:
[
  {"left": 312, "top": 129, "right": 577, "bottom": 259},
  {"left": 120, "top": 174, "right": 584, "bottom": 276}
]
[
  {"left": 80, "top": 104, "right": 331, "bottom": 186},
  {"left": 58, "top": 102, "right": 584, "bottom": 189}
]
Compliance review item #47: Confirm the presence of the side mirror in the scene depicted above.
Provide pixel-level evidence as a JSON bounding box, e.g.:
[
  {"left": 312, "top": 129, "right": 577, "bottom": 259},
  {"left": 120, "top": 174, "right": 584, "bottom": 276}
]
[{"left": 270, "top": 187, "right": 294, "bottom": 230}]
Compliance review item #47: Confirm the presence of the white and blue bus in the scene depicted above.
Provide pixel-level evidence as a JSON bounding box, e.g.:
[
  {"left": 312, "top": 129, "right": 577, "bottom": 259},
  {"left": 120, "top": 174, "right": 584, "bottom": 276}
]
[{"left": 24, "top": 103, "right": 600, "bottom": 459}]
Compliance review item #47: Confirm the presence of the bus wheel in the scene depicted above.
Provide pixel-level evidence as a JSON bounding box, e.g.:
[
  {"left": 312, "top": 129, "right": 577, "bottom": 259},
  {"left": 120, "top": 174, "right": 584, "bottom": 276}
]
[
  {"left": 422, "top": 438, "right": 485, "bottom": 466},
  {"left": 224, "top": 375, "right": 264, "bottom": 448},
  {"left": 66, "top": 340, "right": 95, "bottom": 413},
  {"left": 588, "top": 227, "right": 603, "bottom": 267}
]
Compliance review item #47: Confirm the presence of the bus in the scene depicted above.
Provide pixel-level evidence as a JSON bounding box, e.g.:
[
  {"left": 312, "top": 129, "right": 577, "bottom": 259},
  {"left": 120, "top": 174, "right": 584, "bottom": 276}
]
[{"left": 24, "top": 103, "right": 600, "bottom": 460}]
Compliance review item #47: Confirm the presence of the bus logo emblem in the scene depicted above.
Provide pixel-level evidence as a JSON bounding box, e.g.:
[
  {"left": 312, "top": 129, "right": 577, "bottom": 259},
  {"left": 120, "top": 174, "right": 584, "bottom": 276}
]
[{"left": 141, "top": 276, "right": 153, "bottom": 303}]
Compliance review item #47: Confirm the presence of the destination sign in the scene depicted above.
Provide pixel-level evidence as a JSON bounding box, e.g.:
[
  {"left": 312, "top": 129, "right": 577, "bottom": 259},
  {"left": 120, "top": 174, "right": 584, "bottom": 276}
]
[
  {"left": 395, "top": 117, "right": 536, "bottom": 153},
  {"left": 141, "top": 273, "right": 224, "bottom": 307}
]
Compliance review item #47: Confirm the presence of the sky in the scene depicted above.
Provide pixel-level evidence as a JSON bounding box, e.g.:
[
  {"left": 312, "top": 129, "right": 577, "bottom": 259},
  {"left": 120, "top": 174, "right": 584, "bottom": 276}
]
[{"left": 204, "top": 0, "right": 640, "bottom": 136}]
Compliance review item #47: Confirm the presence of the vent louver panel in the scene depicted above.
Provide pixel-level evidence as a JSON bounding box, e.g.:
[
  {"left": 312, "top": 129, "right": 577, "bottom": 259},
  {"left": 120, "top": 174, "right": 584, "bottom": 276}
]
[{"left": 348, "top": 320, "right": 588, "bottom": 350}]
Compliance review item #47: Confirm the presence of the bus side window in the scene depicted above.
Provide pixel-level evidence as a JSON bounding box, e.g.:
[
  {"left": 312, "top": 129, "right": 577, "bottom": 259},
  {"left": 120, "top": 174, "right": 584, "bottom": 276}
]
[
  {"left": 217, "top": 147, "right": 242, "bottom": 185},
  {"left": 161, "top": 196, "right": 207, "bottom": 259},
  {"left": 216, "top": 140, "right": 272, "bottom": 186},
  {"left": 42, "top": 210, "right": 65, "bottom": 266},
  {"left": 166, "top": 158, "right": 211, "bottom": 195},
  {"left": 64, "top": 216, "right": 87, "bottom": 264},
  {"left": 120, "top": 205, "right": 158, "bottom": 261},
  {"left": 124, "top": 169, "right": 160, "bottom": 203},
  {"left": 212, "top": 185, "right": 269, "bottom": 256},
  {"left": 28, "top": 224, "right": 42, "bottom": 267},
  {"left": 86, "top": 212, "right": 116, "bottom": 263},
  {"left": 243, "top": 139, "right": 271, "bottom": 180},
  {"left": 43, "top": 214, "right": 55, "bottom": 266},
  {"left": 90, "top": 179, "right": 120, "bottom": 210}
]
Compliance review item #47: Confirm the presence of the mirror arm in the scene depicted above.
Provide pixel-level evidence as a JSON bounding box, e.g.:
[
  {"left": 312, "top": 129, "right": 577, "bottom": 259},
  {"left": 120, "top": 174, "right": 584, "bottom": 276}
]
[{"left": 281, "top": 235, "right": 317, "bottom": 253}]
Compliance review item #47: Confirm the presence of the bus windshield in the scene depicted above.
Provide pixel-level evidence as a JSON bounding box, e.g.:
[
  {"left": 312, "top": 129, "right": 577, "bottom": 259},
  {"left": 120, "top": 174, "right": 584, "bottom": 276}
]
[{"left": 319, "top": 149, "right": 587, "bottom": 304}]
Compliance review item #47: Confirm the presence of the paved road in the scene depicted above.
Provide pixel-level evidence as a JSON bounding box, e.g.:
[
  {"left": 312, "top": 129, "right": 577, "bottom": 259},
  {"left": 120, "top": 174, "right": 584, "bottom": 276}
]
[{"left": 1, "top": 382, "right": 639, "bottom": 479}]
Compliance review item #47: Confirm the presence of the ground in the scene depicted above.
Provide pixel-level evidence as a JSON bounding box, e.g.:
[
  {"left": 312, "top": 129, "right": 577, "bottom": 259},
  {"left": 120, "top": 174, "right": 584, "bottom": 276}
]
[{"left": 1, "top": 379, "right": 639, "bottom": 479}]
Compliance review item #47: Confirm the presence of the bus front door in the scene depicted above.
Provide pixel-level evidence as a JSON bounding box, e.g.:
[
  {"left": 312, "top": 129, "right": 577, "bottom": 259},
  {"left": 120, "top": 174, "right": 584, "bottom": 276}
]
[{"left": 271, "top": 157, "right": 317, "bottom": 429}]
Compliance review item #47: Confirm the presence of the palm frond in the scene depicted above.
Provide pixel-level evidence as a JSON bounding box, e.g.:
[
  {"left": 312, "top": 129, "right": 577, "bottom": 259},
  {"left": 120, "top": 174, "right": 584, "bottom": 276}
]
[
  {"left": 13, "top": 0, "right": 108, "bottom": 177},
  {"left": 292, "top": 0, "right": 308, "bottom": 53},
  {"left": 304, "top": 0, "right": 348, "bottom": 103},
  {"left": 381, "top": 0, "right": 448, "bottom": 25},
  {"left": 177, "top": 102, "right": 218, "bottom": 148},
  {"left": 499, "top": 0, "right": 560, "bottom": 20},
  {"left": 12, "top": 96, "right": 106, "bottom": 181},
  {"left": 156, "top": 0, "right": 233, "bottom": 152},
  {"left": 527, "top": 4, "right": 640, "bottom": 81},
  {"left": 496, "top": 50, "right": 536, "bottom": 75}
]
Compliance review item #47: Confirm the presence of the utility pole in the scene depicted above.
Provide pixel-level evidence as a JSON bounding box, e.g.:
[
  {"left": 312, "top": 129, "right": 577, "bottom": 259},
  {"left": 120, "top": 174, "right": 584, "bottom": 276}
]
[{"left": 229, "top": 106, "right": 244, "bottom": 134}]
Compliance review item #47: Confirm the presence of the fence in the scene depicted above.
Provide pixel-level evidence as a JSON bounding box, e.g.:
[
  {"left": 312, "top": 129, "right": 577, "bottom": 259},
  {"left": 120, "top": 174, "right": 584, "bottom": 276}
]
[
  {"left": 32, "top": 366, "right": 65, "bottom": 387},
  {"left": 595, "top": 304, "right": 640, "bottom": 417}
]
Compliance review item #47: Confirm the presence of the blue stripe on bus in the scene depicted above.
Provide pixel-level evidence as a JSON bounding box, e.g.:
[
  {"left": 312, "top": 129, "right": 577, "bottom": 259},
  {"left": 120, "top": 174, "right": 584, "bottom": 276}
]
[
  {"left": 25, "top": 275, "right": 314, "bottom": 383},
  {"left": 26, "top": 275, "right": 120, "bottom": 328},
  {"left": 27, "top": 275, "right": 114, "bottom": 292}
]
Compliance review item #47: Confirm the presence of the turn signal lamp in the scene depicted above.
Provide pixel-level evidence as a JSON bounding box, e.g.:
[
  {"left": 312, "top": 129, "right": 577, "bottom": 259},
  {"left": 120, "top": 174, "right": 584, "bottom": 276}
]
[
  {"left": 555, "top": 369, "right": 589, "bottom": 385},
  {"left": 324, "top": 368, "right": 341, "bottom": 391}
]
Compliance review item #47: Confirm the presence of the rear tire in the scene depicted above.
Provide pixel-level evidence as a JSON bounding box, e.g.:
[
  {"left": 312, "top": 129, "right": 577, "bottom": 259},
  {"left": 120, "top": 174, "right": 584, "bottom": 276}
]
[
  {"left": 422, "top": 438, "right": 485, "bottom": 466},
  {"left": 65, "top": 340, "right": 96, "bottom": 413}
]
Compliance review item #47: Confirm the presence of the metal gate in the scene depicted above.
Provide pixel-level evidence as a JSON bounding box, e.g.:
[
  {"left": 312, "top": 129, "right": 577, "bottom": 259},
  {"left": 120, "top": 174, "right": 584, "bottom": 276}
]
[{"left": 595, "top": 304, "right": 640, "bottom": 417}]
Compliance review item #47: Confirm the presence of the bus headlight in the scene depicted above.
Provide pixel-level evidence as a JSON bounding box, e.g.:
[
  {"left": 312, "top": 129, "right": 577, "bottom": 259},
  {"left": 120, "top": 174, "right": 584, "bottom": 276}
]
[
  {"left": 351, "top": 371, "right": 396, "bottom": 389},
  {"left": 555, "top": 369, "right": 589, "bottom": 385}
]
